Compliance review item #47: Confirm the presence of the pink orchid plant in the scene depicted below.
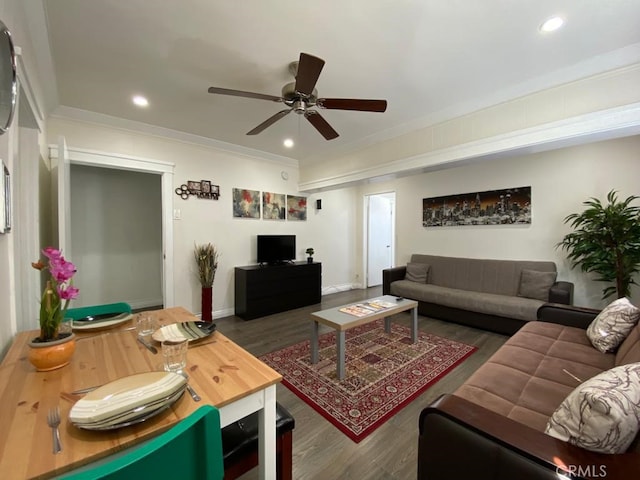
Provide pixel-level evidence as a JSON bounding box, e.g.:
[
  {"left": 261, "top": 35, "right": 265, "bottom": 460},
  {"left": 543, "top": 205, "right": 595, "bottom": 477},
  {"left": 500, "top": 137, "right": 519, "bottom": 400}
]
[{"left": 31, "top": 247, "right": 79, "bottom": 341}]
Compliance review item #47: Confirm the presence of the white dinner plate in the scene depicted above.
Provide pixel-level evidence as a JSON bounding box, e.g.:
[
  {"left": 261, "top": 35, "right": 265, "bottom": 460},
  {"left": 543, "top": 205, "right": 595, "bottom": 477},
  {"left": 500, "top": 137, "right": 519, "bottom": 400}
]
[
  {"left": 72, "top": 312, "right": 133, "bottom": 331},
  {"left": 69, "top": 371, "right": 187, "bottom": 427},
  {"left": 73, "top": 388, "right": 186, "bottom": 430},
  {"left": 151, "top": 321, "right": 216, "bottom": 343}
]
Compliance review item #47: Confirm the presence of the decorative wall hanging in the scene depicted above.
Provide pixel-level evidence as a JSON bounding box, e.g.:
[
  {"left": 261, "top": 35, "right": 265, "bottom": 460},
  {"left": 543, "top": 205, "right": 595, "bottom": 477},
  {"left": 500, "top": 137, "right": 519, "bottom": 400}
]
[
  {"left": 175, "top": 180, "right": 220, "bottom": 200},
  {"left": 262, "top": 192, "right": 286, "bottom": 220},
  {"left": 287, "top": 195, "right": 307, "bottom": 221},
  {"left": 3, "top": 163, "right": 9, "bottom": 232},
  {"left": 422, "top": 186, "right": 531, "bottom": 227},
  {"left": 232, "top": 188, "right": 260, "bottom": 218},
  {"left": 0, "top": 161, "right": 9, "bottom": 234}
]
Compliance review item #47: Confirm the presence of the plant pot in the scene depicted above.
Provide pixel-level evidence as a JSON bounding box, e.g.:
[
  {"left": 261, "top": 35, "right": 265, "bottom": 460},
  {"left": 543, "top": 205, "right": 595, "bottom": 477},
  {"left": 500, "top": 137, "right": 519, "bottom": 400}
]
[
  {"left": 307, "top": 257, "right": 313, "bottom": 264},
  {"left": 201, "top": 286, "right": 213, "bottom": 322},
  {"left": 28, "top": 333, "right": 76, "bottom": 371}
]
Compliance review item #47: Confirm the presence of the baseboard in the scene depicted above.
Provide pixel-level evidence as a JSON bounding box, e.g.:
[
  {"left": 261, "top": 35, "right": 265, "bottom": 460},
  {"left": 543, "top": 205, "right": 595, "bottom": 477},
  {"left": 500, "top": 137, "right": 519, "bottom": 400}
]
[
  {"left": 322, "top": 283, "right": 358, "bottom": 295},
  {"left": 192, "top": 307, "right": 235, "bottom": 320},
  {"left": 126, "top": 298, "right": 164, "bottom": 310}
]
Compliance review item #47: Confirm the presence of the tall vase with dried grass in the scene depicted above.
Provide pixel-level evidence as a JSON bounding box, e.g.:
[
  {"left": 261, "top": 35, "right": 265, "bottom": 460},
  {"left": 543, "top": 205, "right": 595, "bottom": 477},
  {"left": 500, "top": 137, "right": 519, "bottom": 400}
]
[{"left": 194, "top": 243, "right": 219, "bottom": 322}]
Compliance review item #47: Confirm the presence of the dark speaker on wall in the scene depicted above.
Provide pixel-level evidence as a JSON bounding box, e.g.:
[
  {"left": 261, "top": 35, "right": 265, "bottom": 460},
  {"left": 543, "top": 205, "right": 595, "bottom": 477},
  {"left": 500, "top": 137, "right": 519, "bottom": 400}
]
[{"left": 316, "top": 199, "right": 322, "bottom": 210}]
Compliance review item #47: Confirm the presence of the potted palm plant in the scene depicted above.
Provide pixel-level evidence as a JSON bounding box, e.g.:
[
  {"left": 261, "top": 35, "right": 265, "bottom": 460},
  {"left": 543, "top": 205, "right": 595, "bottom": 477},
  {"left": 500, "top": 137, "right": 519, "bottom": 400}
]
[
  {"left": 194, "top": 243, "right": 219, "bottom": 322},
  {"left": 558, "top": 190, "right": 640, "bottom": 300},
  {"left": 29, "top": 247, "right": 79, "bottom": 370}
]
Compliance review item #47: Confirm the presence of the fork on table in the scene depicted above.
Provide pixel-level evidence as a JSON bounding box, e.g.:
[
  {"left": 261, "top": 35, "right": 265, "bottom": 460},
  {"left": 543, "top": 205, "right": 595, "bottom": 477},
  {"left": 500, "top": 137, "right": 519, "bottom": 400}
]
[{"left": 47, "top": 406, "right": 62, "bottom": 454}]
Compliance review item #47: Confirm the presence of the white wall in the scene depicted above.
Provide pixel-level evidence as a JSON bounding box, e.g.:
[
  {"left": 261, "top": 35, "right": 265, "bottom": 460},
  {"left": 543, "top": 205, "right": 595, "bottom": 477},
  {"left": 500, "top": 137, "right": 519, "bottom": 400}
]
[
  {"left": 0, "top": 1, "right": 51, "bottom": 356},
  {"left": 354, "top": 135, "right": 640, "bottom": 308},
  {"left": 47, "top": 118, "right": 358, "bottom": 317},
  {"left": 70, "top": 165, "right": 163, "bottom": 308},
  {"left": 47, "top": 117, "right": 640, "bottom": 314}
]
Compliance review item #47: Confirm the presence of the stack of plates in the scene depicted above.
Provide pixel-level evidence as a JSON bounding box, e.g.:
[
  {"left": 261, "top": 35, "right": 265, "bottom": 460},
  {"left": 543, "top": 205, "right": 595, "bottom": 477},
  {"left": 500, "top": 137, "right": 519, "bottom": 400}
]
[
  {"left": 152, "top": 321, "right": 216, "bottom": 343},
  {"left": 69, "top": 372, "right": 187, "bottom": 430},
  {"left": 72, "top": 312, "right": 133, "bottom": 331}
]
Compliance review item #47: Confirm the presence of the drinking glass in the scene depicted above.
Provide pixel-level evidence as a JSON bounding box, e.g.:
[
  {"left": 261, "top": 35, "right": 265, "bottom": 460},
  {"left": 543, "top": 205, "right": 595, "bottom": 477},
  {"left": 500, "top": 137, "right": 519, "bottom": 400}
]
[
  {"left": 136, "top": 314, "right": 157, "bottom": 337},
  {"left": 162, "top": 338, "right": 188, "bottom": 373},
  {"left": 59, "top": 317, "right": 73, "bottom": 336}
]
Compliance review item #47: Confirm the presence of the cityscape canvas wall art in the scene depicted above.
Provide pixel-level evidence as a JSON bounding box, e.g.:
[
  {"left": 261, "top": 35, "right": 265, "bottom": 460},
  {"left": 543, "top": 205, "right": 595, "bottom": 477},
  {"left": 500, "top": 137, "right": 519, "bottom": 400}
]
[
  {"left": 287, "top": 195, "right": 307, "bottom": 221},
  {"left": 262, "top": 192, "right": 286, "bottom": 220},
  {"left": 423, "top": 186, "right": 531, "bottom": 227},
  {"left": 232, "top": 188, "right": 260, "bottom": 218}
]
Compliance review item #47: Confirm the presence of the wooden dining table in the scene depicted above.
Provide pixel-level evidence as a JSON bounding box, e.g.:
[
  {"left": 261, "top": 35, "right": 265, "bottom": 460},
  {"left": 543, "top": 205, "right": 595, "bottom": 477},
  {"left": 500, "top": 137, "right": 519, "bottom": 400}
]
[{"left": 0, "top": 307, "right": 282, "bottom": 479}]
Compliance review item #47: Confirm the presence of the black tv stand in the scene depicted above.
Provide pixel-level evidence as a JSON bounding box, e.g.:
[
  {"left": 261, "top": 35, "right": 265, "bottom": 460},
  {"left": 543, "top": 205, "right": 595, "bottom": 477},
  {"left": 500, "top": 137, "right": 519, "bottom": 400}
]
[
  {"left": 259, "top": 260, "right": 294, "bottom": 267},
  {"left": 235, "top": 262, "right": 322, "bottom": 320}
]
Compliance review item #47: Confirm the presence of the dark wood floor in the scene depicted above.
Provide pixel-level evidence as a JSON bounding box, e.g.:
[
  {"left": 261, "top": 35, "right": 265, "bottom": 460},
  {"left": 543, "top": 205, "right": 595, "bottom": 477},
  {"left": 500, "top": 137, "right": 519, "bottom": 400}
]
[{"left": 215, "top": 287, "right": 508, "bottom": 480}]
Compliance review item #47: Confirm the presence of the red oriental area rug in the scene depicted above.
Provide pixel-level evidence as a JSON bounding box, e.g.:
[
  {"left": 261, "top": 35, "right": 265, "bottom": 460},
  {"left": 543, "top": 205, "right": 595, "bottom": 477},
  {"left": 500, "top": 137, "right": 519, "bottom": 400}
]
[{"left": 260, "top": 319, "right": 477, "bottom": 443}]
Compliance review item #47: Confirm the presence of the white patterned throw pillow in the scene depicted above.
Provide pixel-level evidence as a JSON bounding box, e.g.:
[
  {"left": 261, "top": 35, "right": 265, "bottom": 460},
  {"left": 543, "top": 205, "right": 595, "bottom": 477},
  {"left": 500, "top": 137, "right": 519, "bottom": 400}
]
[
  {"left": 545, "top": 363, "right": 640, "bottom": 454},
  {"left": 587, "top": 297, "right": 640, "bottom": 353}
]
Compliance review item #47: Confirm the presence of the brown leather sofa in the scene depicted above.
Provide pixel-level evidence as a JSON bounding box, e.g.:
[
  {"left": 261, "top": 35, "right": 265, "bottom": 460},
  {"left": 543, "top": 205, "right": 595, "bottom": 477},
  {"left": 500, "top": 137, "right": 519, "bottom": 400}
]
[{"left": 418, "top": 304, "right": 639, "bottom": 480}]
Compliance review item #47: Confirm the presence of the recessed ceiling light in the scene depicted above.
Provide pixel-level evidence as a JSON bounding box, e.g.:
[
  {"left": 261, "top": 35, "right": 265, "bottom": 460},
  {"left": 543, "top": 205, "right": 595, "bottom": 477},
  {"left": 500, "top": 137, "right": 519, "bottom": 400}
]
[
  {"left": 539, "top": 16, "right": 564, "bottom": 33},
  {"left": 283, "top": 138, "right": 294, "bottom": 148},
  {"left": 132, "top": 95, "right": 149, "bottom": 107}
]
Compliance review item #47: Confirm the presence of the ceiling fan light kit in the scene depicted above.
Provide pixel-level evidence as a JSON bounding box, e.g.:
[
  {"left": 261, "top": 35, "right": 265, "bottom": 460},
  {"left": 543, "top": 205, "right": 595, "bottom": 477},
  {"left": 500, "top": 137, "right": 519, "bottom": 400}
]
[{"left": 207, "top": 52, "right": 387, "bottom": 140}]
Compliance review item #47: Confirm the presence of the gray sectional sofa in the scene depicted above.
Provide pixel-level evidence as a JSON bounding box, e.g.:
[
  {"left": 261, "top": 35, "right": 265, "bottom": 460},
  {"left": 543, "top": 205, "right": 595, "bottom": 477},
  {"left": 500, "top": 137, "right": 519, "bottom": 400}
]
[{"left": 383, "top": 254, "right": 573, "bottom": 335}]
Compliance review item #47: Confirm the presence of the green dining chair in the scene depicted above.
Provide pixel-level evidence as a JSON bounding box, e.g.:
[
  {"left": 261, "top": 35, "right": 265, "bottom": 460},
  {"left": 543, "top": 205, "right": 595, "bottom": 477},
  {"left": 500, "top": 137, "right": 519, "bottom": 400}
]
[
  {"left": 62, "top": 405, "right": 224, "bottom": 479},
  {"left": 64, "top": 302, "right": 132, "bottom": 321}
]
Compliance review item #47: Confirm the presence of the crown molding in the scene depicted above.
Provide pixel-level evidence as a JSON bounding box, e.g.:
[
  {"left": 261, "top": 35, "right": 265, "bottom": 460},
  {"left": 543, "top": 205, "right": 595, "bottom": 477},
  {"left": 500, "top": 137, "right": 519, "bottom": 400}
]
[
  {"left": 301, "top": 44, "right": 640, "bottom": 165},
  {"left": 298, "top": 102, "right": 640, "bottom": 193},
  {"left": 50, "top": 105, "right": 299, "bottom": 168}
]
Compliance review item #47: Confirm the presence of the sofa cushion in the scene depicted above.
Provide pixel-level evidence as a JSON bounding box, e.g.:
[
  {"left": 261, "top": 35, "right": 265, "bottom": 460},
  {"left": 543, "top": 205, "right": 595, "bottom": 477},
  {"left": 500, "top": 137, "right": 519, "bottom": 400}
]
[
  {"left": 454, "top": 321, "right": 615, "bottom": 432},
  {"left": 587, "top": 297, "right": 640, "bottom": 353},
  {"left": 545, "top": 362, "right": 640, "bottom": 454},
  {"left": 517, "top": 269, "right": 557, "bottom": 301},
  {"left": 390, "top": 281, "right": 543, "bottom": 321},
  {"left": 616, "top": 322, "right": 640, "bottom": 366},
  {"left": 405, "top": 262, "right": 429, "bottom": 283}
]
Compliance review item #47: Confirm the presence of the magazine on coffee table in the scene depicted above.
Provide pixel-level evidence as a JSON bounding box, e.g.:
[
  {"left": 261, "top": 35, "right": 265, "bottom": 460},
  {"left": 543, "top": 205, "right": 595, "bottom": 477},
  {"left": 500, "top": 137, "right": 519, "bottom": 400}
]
[{"left": 339, "top": 299, "right": 397, "bottom": 317}]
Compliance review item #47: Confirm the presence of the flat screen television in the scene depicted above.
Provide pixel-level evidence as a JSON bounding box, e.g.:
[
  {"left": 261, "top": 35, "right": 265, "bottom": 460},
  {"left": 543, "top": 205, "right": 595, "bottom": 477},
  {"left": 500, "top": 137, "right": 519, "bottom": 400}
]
[{"left": 257, "top": 235, "right": 296, "bottom": 265}]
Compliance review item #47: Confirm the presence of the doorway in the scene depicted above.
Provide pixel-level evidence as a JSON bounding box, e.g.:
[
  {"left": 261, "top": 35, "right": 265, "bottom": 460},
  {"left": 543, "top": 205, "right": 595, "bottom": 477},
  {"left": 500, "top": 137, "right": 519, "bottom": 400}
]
[
  {"left": 70, "top": 165, "right": 163, "bottom": 309},
  {"left": 366, "top": 192, "right": 396, "bottom": 287},
  {"left": 50, "top": 142, "right": 175, "bottom": 307}
]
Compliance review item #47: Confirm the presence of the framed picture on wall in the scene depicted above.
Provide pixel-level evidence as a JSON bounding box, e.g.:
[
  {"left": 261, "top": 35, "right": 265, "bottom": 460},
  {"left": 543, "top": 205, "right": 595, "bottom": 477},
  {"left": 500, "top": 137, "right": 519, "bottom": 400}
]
[
  {"left": 3, "top": 163, "right": 9, "bottom": 232},
  {"left": 232, "top": 188, "right": 260, "bottom": 218},
  {"left": 422, "top": 186, "right": 531, "bottom": 227},
  {"left": 287, "top": 195, "right": 307, "bottom": 221},
  {"left": 263, "top": 192, "right": 286, "bottom": 220},
  {"left": 187, "top": 180, "right": 201, "bottom": 193},
  {"left": 0, "top": 161, "right": 8, "bottom": 234}
]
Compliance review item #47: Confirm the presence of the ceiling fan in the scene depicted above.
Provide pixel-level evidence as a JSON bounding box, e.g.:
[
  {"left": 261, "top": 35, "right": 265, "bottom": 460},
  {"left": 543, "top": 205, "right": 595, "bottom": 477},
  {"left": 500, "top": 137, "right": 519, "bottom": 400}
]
[{"left": 207, "top": 52, "right": 387, "bottom": 140}]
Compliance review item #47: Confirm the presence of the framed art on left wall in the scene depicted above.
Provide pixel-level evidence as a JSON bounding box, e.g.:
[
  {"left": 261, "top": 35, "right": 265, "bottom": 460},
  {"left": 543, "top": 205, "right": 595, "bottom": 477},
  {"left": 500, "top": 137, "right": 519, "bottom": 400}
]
[{"left": 0, "top": 161, "right": 9, "bottom": 233}]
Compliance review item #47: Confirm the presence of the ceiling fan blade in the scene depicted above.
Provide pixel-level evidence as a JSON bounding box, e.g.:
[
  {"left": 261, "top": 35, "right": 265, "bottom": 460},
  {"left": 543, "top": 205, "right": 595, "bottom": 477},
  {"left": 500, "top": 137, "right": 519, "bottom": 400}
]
[
  {"left": 304, "top": 111, "right": 339, "bottom": 140},
  {"left": 208, "top": 86, "right": 282, "bottom": 103},
  {"left": 317, "top": 98, "right": 387, "bottom": 112},
  {"left": 294, "top": 53, "right": 325, "bottom": 96},
  {"left": 246, "top": 109, "right": 292, "bottom": 135}
]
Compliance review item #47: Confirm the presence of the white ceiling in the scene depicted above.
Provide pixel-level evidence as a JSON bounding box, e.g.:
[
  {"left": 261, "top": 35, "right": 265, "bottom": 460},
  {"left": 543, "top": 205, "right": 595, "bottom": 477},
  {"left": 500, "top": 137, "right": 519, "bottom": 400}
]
[{"left": 40, "top": 0, "right": 640, "bottom": 164}]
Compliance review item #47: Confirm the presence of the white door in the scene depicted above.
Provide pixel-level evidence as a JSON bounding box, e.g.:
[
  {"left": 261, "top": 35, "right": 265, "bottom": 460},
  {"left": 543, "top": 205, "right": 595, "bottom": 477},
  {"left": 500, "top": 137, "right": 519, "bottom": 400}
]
[{"left": 367, "top": 193, "right": 395, "bottom": 287}]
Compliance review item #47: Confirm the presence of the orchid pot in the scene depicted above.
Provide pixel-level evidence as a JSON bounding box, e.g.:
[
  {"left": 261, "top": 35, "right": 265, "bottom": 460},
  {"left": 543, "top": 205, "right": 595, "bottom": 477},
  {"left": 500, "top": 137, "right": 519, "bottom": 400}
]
[{"left": 28, "top": 247, "right": 79, "bottom": 370}]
